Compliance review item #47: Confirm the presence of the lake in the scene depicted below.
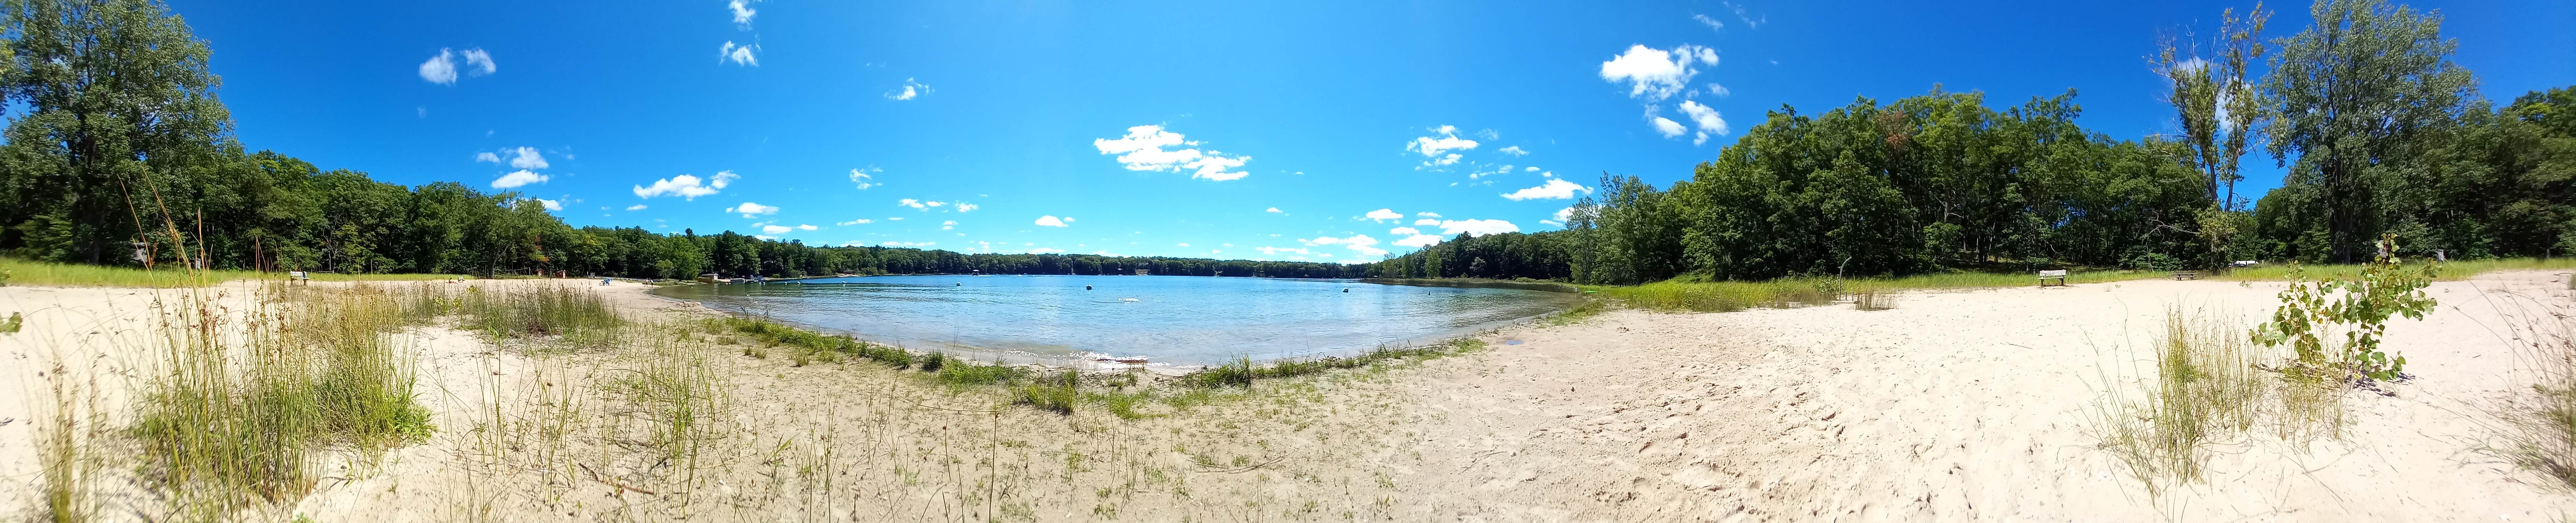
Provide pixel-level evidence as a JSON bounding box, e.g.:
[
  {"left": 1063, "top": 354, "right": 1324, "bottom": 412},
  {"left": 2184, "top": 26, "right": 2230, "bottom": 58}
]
[{"left": 650, "top": 274, "right": 1577, "bottom": 367}]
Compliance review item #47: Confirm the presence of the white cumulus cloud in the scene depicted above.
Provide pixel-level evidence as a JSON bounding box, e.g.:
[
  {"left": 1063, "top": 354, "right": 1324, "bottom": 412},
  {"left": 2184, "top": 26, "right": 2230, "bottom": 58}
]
[
  {"left": 1502, "top": 179, "right": 1593, "bottom": 201},
  {"left": 836, "top": 218, "right": 872, "bottom": 226},
  {"left": 531, "top": 198, "right": 562, "bottom": 211},
  {"left": 1394, "top": 234, "right": 1443, "bottom": 248},
  {"left": 728, "top": 0, "right": 757, "bottom": 28},
  {"left": 627, "top": 204, "right": 647, "bottom": 211},
  {"left": 1600, "top": 44, "right": 1717, "bottom": 101},
  {"left": 761, "top": 224, "right": 793, "bottom": 234},
  {"left": 798, "top": 224, "right": 817, "bottom": 230},
  {"left": 1678, "top": 99, "right": 1729, "bottom": 144},
  {"left": 1650, "top": 111, "right": 1688, "bottom": 138},
  {"left": 955, "top": 202, "right": 978, "bottom": 212},
  {"left": 1436, "top": 219, "right": 1520, "bottom": 237},
  {"left": 1033, "top": 215, "right": 1070, "bottom": 227},
  {"left": 726, "top": 202, "right": 779, "bottom": 217},
  {"left": 1413, "top": 218, "right": 1439, "bottom": 226},
  {"left": 1265, "top": 207, "right": 1283, "bottom": 213},
  {"left": 419, "top": 50, "right": 458, "bottom": 84},
  {"left": 491, "top": 170, "right": 548, "bottom": 189},
  {"left": 1364, "top": 208, "right": 1403, "bottom": 222},
  {"left": 633, "top": 171, "right": 738, "bottom": 200},
  {"left": 1092, "top": 125, "right": 1250, "bottom": 181},
  {"left": 473, "top": 151, "right": 500, "bottom": 163},
  {"left": 1389, "top": 227, "right": 1421, "bottom": 235},
  {"left": 505, "top": 147, "right": 547, "bottom": 169}
]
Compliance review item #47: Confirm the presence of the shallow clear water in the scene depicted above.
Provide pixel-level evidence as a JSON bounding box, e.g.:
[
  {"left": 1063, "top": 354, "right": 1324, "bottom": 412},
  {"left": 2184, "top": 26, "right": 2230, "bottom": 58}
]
[{"left": 651, "top": 275, "right": 1576, "bottom": 366}]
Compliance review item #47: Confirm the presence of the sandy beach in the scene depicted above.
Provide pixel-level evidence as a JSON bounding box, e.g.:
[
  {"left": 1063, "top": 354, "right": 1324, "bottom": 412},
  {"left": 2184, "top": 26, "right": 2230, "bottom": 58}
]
[{"left": 2, "top": 272, "right": 2570, "bottom": 521}]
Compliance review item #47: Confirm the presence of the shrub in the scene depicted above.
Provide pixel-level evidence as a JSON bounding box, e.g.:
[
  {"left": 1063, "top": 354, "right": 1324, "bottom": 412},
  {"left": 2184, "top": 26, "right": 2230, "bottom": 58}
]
[{"left": 2250, "top": 233, "right": 2438, "bottom": 382}]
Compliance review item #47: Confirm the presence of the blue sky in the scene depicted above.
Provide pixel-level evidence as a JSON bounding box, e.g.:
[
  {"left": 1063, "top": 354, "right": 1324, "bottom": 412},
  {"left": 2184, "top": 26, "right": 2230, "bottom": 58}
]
[{"left": 165, "top": 0, "right": 2574, "bottom": 263}]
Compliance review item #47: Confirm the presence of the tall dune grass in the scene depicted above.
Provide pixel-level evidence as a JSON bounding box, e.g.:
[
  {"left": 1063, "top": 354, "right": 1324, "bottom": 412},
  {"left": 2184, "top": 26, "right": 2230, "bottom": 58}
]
[
  {"left": 129, "top": 283, "right": 438, "bottom": 517},
  {"left": 2093, "top": 306, "right": 2267, "bottom": 495}
]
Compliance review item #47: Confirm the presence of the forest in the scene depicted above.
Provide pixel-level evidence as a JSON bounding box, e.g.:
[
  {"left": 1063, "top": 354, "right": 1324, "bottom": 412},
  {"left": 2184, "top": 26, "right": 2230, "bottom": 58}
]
[
  {"left": 1, "top": 0, "right": 2566, "bottom": 285},
  {"left": 1379, "top": 0, "right": 2573, "bottom": 284}
]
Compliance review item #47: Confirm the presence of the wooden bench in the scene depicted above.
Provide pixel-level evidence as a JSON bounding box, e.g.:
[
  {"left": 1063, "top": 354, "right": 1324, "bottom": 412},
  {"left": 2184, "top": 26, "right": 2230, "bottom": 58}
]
[
  {"left": 2171, "top": 271, "right": 2199, "bottom": 280},
  {"left": 289, "top": 271, "right": 310, "bottom": 286},
  {"left": 2037, "top": 269, "right": 2068, "bottom": 287}
]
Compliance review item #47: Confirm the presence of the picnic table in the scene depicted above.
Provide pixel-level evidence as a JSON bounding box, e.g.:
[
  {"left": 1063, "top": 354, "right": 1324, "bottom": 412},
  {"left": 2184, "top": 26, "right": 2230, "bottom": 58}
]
[
  {"left": 2171, "top": 271, "right": 2199, "bottom": 280},
  {"left": 289, "top": 271, "right": 310, "bottom": 286}
]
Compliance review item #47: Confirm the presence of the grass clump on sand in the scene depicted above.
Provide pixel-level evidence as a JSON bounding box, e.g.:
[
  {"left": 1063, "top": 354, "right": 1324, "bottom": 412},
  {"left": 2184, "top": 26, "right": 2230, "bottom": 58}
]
[
  {"left": 130, "top": 283, "right": 436, "bottom": 517},
  {"left": 2095, "top": 306, "right": 2267, "bottom": 495},
  {"left": 1016, "top": 369, "right": 1080, "bottom": 415},
  {"left": 2489, "top": 282, "right": 2576, "bottom": 490},
  {"left": 458, "top": 284, "right": 624, "bottom": 346},
  {"left": 1852, "top": 288, "right": 1897, "bottom": 311},
  {"left": 714, "top": 317, "right": 914, "bottom": 368}
]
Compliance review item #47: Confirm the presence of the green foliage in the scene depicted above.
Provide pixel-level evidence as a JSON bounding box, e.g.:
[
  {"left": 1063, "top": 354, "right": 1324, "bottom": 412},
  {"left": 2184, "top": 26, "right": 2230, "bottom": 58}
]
[{"left": 2251, "top": 234, "right": 2439, "bottom": 381}]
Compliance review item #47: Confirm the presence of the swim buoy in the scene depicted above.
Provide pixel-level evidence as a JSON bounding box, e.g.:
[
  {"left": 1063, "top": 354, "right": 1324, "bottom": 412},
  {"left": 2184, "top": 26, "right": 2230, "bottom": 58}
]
[{"left": 1086, "top": 284, "right": 1093, "bottom": 290}]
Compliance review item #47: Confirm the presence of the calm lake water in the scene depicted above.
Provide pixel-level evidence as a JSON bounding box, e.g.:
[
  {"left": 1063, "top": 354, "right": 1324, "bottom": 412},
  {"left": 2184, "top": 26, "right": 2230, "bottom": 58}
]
[{"left": 650, "top": 275, "right": 1576, "bottom": 366}]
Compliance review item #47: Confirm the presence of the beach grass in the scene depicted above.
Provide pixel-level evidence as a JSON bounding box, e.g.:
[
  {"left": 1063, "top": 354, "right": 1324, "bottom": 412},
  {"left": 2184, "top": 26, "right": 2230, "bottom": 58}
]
[
  {"left": 2216, "top": 257, "right": 2575, "bottom": 282},
  {"left": 2494, "top": 291, "right": 2576, "bottom": 490},
  {"left": 1178, "top": 339, "right": 1487, "bottom": 388},
  {"left": 128, "top": 283, "right": 438, "bottom": 517},
  {"left": 0, "top": 257, "right": 464, "bottom": 288},
  {"left": 2093, "top": 305, "right": 2270, "bottom": 496}
]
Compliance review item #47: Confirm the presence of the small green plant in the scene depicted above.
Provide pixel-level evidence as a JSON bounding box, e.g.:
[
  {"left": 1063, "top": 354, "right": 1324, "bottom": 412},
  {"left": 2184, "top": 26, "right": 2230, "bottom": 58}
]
[
  {"left": 1015, "top": 369, "right": 1078, "bottom": 415},
  {"left": 2250, "top": 234, "right": 2439, "bottom": 382}
]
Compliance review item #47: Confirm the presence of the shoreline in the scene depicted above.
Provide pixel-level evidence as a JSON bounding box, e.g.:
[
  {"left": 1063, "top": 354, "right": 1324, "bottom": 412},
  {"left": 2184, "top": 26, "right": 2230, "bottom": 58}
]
[{"left": 630, "top": 277, "right": 1589, "bottom": 372}]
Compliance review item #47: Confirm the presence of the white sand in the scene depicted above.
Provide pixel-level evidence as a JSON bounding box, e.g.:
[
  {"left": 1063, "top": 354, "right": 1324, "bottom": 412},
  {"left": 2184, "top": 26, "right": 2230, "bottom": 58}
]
[{"left": 0, "top": 273, "right": 2569, "bottom": 521}]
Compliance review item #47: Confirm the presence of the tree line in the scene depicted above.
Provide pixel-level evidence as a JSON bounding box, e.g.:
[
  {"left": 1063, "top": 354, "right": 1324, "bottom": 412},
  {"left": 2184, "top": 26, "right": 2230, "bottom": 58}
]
[
  {"left": 0, "top": 0, "right": 1367, "bottom": 280},
  {"left": 1382, "top": 0, "right": 2572, "bottom": 285}
]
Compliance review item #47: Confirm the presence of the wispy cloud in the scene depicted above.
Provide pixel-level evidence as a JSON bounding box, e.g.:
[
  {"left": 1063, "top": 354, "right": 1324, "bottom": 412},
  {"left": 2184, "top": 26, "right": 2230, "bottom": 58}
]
[
  {"left": 720, "top": 41, "right": 759, "bottom": 66},
  {"left": 1406, "top": 125, "right": 1480, "bottom": 158},
  {"left": 1692, "top": 13, "right": 1725, "bottom": 32},
  {"left": 849, "top": 167, "right": 880, "bottom": 190},
  {"left": 419, "top": 47, "right": 494, "bottom": 85},
  {"left": 886, "top": 78, "right": 930, "bottom": 100},
  {"left": 1499, "top": 146, "right": 1529, "bottom": 156}
]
